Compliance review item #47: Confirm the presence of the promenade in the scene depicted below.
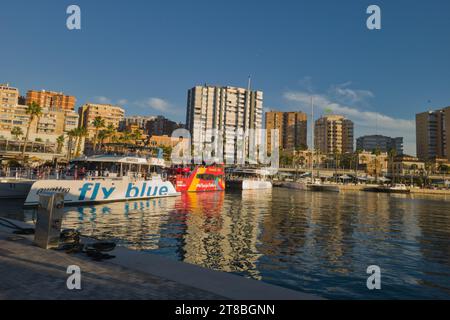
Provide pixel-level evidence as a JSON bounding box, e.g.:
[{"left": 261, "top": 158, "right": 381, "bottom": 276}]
[{"left": 0, "top": 219, "right": 320, "bottom": 300}]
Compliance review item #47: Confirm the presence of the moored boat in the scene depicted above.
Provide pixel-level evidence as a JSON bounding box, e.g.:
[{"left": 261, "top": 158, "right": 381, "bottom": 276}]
[
  {"left": 226, "top": 168, "right": 273, "bottom": 190},
  {"left": 170, "top": 165, "right": 225, "bottom": 192},
  {"left": 24, "top": 154, "right": 179, "bottom": 207}
]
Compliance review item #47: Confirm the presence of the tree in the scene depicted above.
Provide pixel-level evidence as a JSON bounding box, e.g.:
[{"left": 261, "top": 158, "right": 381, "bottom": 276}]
[
  {"left": 11, "top": 127, "right": 23, "bottom": 140},
  {"left": 67, "top": 129, "right": 78, "bottom": 160},
  {"left": 74, "top": 127, "right": 88, "bottom": 157},
  {"left": 56, "top": 135, "right": 65, "bottom": 154},
  {"left": 92, "top": 117, "right": 105, "bottom": 151},
  {"left": 132, "top": 130, "right": 143, "bottom": 146},
  {"left": 97, "top": 130, "right": 110, "bottom": 152},
  {"left": 21, "top": 102, "right": 42, "bottom": 163},
  {"left": 388, "top": 148, "right": 397, "bottom": 184}
]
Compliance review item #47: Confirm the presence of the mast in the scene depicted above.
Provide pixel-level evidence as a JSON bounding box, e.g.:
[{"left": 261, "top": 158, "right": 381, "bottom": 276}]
[{"left": 310, "top": 96, "right": 314, "bottom": 181}]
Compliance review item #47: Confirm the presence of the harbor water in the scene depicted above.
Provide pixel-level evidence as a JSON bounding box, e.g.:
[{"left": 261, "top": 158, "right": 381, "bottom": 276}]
[{"left": 3, "top": 189, "right": 450, "bottom": 299}]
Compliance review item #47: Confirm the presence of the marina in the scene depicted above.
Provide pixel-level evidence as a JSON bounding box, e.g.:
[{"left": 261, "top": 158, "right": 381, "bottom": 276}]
[{"left": 2, "top": 188, "right": 450, "bottom": 299}]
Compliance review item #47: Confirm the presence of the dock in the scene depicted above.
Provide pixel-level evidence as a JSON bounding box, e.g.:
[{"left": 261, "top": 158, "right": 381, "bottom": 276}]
[{"left": 0, "top": 219, "right": 320, "bottom": 300}]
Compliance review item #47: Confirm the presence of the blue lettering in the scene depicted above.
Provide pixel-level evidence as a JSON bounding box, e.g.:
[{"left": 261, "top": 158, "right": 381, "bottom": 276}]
[
  {"left": 91, "top": 183, "right": 101, "bottom": 200},
  {"left": 79, "top": 183, "right": 94, "bottom": 201},
  {"left": 140, "top": 183, "right": 147, "bottom": 197},
  {"left": 159, "top": 186, "right": 168, "bottom": 196},
  {"left": 101, "top": 187, "right": 115, "bottom": 199},
  {"left": 152, "top": 186, "right": 159, "bottom": 196},
  {"left": 126, "top": 183, "right": 139, "bottom": 198}
]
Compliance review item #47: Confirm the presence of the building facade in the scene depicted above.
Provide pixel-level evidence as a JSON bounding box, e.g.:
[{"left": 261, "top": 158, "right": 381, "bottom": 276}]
[
  {"left": 416, "top": 107, "right": 450, "bottom": 161},
  {"left": 356, "top": 135, "right": 403, "bottom": 155},
  {"left": 0, "top": 84, "right": 19, "bottom": 109},
  {"left": 79, "top": 103, "right": 125, "bottom": 139},
  {"left": 26, "top": 90, "right": 76, "bottom": 110},
  {"left": 265, "top": 111, "right": 308, "bottom": 152},
  {"left": 119, "top": 115, "right": 157, "bottom": 131},
  {"left": 146, "top": 115, "right": 183, "bottom": 136},
  {"left": 186, "top": 85, "right": 263, "bottom": 164},
  {"left": 314, "top": 115, "right": 354, "bottom": 154}
]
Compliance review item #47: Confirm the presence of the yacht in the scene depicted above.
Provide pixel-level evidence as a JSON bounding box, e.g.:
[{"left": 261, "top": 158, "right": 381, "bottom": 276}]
[
  {"left": 24, "top": 154, "right": 180, "bottom": 207},
  {"left": 226, "top": 168, "right": 273, "bottom": 190}
]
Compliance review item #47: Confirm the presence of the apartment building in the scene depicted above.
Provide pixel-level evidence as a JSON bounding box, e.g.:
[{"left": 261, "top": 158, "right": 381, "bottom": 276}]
[
  {"left": 26, "top": 90, "right": 76, "bottom": 110},
  {"left": 356, "top": 135, "right": 403, "bottom": 155},
  {"left": 314, "top": 115, "right": 354, "bottom": 154},
  {"left": 145, "top": 115, "right": 183, "bottom": 136},
  {"left": 0, "top": 84, "right": 19, "bottom": 109},
  {"left": 186, "top": 85, "right": 263, "bottom": 164},
  {"left": 119, "top": 115, "right": 157, "bottom": 131},
  {"left": 416, "top": 107, "right": 450, "bottom": 161},
  {"left": 79, "top": 103, "right": 125, "bottom": 139},
  {"left": 265, "top": 111, "right": 308, "bottom": 152}
]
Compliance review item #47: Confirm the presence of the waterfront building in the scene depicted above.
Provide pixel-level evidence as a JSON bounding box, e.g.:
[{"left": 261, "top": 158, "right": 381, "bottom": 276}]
[
  {"left": 145, "top": 115, "right": 184, "bottom": 136},
  {"left": 265, "top": 111, "right": 308, "bottom": 152},
  {"left": 356, "top": 135, "right": 403, "bottom": 155},
  {"left": 388, "top": 154, "right": 425, "bottom": 177},
  {"left": 186, "top": 85, "right": 263, "bottom": 164},
  {"left": 358, "top": 151, "right": 388, "bottom": 176},
  {"left": 314, "top": 115, "right": 354, "bottom": 154},
  {"left": 119, "top": 115, "right": 157, "bottom": 131},
  {"left": 26, "top": 89, "right": 76, "bottom": 111},
  {"left": 0, "top": 83, "right": 19, "bottom": 109},
  {"left": 79, "top": 103, "right": 125, "bottom": 139},
  {"left": 416, "top": 107, "right": 450, "bottom": 161}
]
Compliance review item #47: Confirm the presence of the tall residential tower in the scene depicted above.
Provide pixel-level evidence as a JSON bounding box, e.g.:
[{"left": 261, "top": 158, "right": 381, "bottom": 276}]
[{"left": 186, "top": 85, "right": 263, "bottom": 164}]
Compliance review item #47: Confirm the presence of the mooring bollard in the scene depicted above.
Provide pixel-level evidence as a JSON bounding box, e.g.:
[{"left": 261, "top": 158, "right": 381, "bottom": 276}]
[{"left": 34, "top": 192, "right": 65, "bottom": 249}]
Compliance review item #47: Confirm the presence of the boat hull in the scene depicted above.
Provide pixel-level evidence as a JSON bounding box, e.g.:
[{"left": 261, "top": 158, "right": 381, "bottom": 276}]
[
  {"left": 24, "top": 178, "right": 179, "bottom": 207},
  {"left": 308, "top": 184, "right": 340, "bottom": 193},
  {"left": 174, "top": 166, "right": 225, "bottom": 192},
  {"left": 227, "top": 180, "right": 272, "bottom": 190},
  {"left": 0, "top": 180, "right": 34, "bottom": 199}
]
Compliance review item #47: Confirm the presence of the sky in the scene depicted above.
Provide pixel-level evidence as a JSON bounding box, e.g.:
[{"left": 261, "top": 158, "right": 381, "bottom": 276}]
[{"left": 1, "top": 0, "right": 450, "bottom": 155}]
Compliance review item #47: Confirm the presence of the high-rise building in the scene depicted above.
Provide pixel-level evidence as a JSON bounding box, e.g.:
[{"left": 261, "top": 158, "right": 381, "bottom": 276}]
[
  {"left": 26, "top": 90, "right": 76, "bottom": 110},
  {"left": 79, "top": 103, "right": 125, "bottom": 139},
  {"left": 265, "top": 111, "right": 307, "bottom": 152},
  {"left": 356, "top": 135, "right": 403, "bottom": 154},
  {"left": 314, "top": 115, "right": 354, "bottom": 154},
  {"left": 265, "top": 111, "right": 284, "bottom": 153},
  {"left": 0, "top": 84, "right": 19, "bottom": 109},
  {"left": 146, "top": 115, "right": 184, "bottom": 136},
  {"left": 416, "top": 107, "right": 449, "bottom": 161},
  {"left": 186, "top": 85, "right": 263, "bottom": 163}
]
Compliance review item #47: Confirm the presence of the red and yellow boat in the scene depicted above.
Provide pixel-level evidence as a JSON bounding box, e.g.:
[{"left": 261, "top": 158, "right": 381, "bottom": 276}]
[{"left": 170, "top": 166, "right": 225, "bottom": 192}]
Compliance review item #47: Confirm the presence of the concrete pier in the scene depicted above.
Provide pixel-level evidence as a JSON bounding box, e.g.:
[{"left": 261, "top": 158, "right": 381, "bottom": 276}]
[{"left": 0, "top": 219, "right": 320, "bottom": 300}]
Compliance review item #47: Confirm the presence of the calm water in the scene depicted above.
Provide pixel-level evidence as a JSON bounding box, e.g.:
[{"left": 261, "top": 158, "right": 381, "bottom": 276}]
[{"left": 4, "top": 190, "right": 450, "bottom": 299}]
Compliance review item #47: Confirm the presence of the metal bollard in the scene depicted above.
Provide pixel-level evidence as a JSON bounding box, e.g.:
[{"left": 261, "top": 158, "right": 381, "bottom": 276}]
[{"left": 34, "top": 192, "right": 65, "bottom": 249}]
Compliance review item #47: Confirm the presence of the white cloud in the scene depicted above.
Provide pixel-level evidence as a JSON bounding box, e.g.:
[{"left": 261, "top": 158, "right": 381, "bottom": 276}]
[
  {"left": 283, "top": 90, "right": 416, "bottom": 155},
  {"left": 93, "top": 96, "right": 128, "bottom": 106},
  {"left": 94, "top": 96, "right": 112, "bottom": 104},
  {"left": 135, "top": 97, "right": 177, "bottom": 113}
]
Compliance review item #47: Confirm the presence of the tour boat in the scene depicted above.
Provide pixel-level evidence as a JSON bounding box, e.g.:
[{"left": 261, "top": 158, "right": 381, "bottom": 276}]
[
  {"left": 0, "top": 179, "right": 35, "bottom": 199},
  {"left": 24, "top": 154, "right": 180, "bottom": 207},
  {"left": 171, "top": 165, "right": 225, "bottom": 192},
  {"left": 226, "top": 168, "right": 273, "bottom": 190}
]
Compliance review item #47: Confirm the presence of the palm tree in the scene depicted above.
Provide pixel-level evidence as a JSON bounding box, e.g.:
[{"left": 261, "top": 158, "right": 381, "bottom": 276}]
[
  {"left": 132, "top": 130, "right": 143, "bottom": 146},
  {"left": 97, "top": 130, "right": 109, "bottom": 152},
  {"left": 388, "top": 148, "right": 397, "bottom": 184},
  {"left": 21, "top": 102, "right": 42, "bottom": 163},
  {"left": 11, "top": 127, "right": 23, "bottom": 141},
  {"left": 56, "top": 135, "right": 65, "bottom": 154},
  {"left": 67, "top": 129, "right": 78, "bottom": 160},
  {"left": 74, "top": 127, "right": 88, "bottom": 157},
  {"left": 92, "top": 117, "right": 105, "bottom": 151}
]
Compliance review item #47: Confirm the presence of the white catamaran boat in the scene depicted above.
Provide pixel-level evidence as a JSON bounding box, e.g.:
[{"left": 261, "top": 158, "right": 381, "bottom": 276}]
[
  {"left": 24, "top": 154, "right": 180, "bottom": 207},
  {"left": 226, "top": 168, "right": 273, "bottom": 190}
]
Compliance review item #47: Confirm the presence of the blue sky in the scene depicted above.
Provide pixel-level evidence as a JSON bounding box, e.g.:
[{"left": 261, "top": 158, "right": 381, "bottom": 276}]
[{"left": 1, "top": 0, "right": 450, "bottom": 155}]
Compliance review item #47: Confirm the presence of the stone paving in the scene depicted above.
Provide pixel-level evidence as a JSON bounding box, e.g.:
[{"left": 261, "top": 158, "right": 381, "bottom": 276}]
[{"left": 0, "top": 230, "right": 225, "bottom": 300}]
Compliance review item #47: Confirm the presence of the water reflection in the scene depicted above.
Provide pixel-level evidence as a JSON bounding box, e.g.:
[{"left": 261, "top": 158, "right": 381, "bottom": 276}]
[{"left": 3, "top": 190, "right": 450, "bottom": 299}]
